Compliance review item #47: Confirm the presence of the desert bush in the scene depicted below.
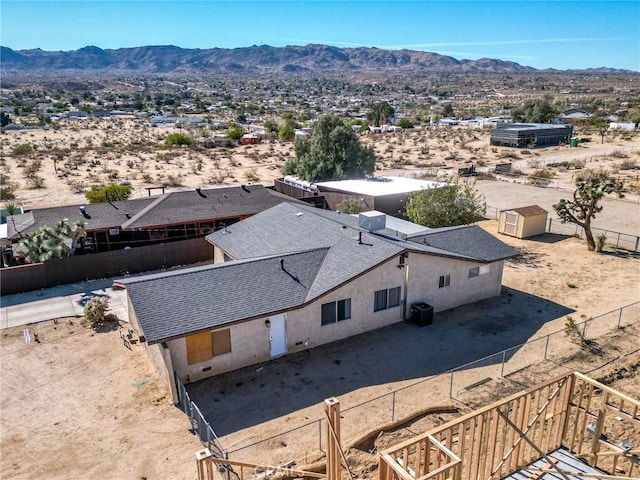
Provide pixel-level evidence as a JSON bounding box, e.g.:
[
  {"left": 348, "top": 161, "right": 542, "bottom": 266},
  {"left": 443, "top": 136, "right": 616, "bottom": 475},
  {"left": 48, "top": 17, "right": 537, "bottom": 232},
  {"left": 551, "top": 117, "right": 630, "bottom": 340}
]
[
  {"left": 67, "top": 179, "right": 87, "bottom": 193},
  {"left": 0, "top": 173, "right": 19, "bottom": 199},
  {"left": 243, "top": 168, "right": 260, "bottom": 182},
  {"left": 617, "top": 158, "right": 638, "bottom": 170},
  {"left": 162, "top": 174, "right": 183, "bottom": 187},
  {"left": 12, "top": 143, "right": 34, "bottom": 156},
  {"left": 610, "top": 150, "right": 628, "bottom": 159},
  {"left": 529, "top": 168, "right": 554, "bottom": 187},
  {"left": 84, "top": 296, "right": 110, "bottom": 325}
]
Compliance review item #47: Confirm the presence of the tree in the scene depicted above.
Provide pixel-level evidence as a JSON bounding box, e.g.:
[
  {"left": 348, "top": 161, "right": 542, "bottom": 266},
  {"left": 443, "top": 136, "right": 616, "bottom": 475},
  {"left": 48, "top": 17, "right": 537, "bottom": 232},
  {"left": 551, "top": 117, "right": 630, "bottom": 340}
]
[
  {"left": 289, "top": 115, "right": 377, "bottom": 182},
  {"left": 263, "top": 119, "right": 279, "bottom": 133},
  {"left": 511, "top": 95, "right": 558, "bottom": 123},
  {"left": 395, "top": 118, "right": 415, "bottom": 129},
  {"left": 441, "top": 103, "right": 455, "bottom": 118},
  {"left": 367, "top": 101, "right": 395, "bottom": 126},
  {"left": 85, "top": 183, "right": 132, "bottom": 203},
  {"left": 165, "top": 132, "right": 194, "bottom": 147},
  {"left": 226, "top": 123, "right": 245, "bottom": 141},
  {"left": 406, "top": 180, "right": 486, "bottom": 227},
  {"left": 278, "top": 117, "right": 298, "bottom": 141},
  {"left": 337, "top": 198, "right": 368, "bottom": 214},
  {"left": 18, "top": 218, "right": 87, "bottom": 263},
  {"left": 0, "top": 112, "right": 11, "bottom": 127},
  {"left": 553, "top": 169, "right": 624, "bottom": 252}
]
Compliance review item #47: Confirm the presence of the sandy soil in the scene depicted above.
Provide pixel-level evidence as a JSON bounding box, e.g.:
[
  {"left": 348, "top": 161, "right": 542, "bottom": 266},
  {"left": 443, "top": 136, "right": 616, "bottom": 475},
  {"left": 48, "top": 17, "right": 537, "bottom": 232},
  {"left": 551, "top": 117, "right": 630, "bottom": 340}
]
[
  {"left": 0, "top": 318, "right": 202, "bottom": 480},
  {"left": 2, "top": 119, "right": 639, "bottom": 211}
]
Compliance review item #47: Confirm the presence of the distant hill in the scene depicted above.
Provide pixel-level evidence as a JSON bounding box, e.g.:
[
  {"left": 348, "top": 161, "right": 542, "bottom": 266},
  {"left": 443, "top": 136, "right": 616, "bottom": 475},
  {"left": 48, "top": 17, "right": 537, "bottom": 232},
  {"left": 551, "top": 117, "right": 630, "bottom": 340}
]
[{"left": 0, "top": 44, "right": 633, "bottom": 75}]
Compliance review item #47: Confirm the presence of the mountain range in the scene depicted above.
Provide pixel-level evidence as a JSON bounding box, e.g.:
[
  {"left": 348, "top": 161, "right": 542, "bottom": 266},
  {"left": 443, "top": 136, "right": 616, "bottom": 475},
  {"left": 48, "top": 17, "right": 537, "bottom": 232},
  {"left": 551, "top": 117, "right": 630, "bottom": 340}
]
[{"left": 0, "top": 44, "right": 630, "bottom": 75}]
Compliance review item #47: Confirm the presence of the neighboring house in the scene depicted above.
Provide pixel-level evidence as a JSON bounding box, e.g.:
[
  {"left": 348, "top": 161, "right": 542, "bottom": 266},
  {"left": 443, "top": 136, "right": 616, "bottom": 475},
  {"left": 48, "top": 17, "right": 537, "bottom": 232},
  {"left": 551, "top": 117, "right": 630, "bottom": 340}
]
[
  {"left": 274, "top": 176, "right": 448, "bottom": 216},
  {"left": 490, "top": 123, "right": 573, "bottom": 148},
  {"left": 124, "top": 203, "right": 517, "bottom": 394},
  {"left": 240, "top": 133, "right": 260, "bottom": 145},
  {"left": 5, "top": 185, "right": 297, "bottom": 257}
]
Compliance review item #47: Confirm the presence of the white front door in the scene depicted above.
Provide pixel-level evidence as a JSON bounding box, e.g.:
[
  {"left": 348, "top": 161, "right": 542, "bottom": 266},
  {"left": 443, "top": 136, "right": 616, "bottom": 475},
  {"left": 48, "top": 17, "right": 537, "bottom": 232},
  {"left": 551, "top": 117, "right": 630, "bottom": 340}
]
[{"left": 269, "top": 314, "right": 287, "bottom": 358}]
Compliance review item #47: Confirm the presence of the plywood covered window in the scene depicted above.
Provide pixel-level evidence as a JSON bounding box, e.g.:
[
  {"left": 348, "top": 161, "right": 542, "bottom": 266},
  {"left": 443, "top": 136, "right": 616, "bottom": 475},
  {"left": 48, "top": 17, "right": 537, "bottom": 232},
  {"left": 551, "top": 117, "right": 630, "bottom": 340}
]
[
  {"left": 186, "top": 331, "right": 213, "bottom": 365},
  {"left": 212, "top": 329, "right": 231, "bottom": 356}
]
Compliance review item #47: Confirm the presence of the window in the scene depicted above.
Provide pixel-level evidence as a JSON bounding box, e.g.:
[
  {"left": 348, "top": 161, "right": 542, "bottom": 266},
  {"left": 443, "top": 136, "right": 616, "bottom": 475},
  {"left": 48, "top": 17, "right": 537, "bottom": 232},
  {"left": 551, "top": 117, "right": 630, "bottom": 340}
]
[
  {"left": 374, "top": 289, "right": 388, "bottom": 312},
  {"left": 439, "top": 274, "right": 451, "bottom": 288},
  {"left": 469, "top": 266, "right": 490, "bottom": 278},
  {"left": 322, "top": 299, "right": 351, "bottom": 325},
  {"left": 388, "top": 286, "right": 401, "bottom": 308},
  {"left": 212, "top": 328, "right": 231, "bottom": 356},
  {"left": 374, "top": 287, "right": 401, "bottom": 312},
  {"left": 337, "top": 299, "right": 351, "bottom": 321},
  {"left": 186, "top": 331, "right": 213, "bottom": 365}
]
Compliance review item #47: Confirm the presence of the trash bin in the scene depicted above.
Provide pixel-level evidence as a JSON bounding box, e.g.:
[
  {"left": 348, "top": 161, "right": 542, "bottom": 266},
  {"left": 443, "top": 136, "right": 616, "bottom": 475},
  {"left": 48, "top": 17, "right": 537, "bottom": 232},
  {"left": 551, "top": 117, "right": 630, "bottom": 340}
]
[
  {"left": 570, "top": 137, "right": 579, "bottom": 147},
  {"left": 410, "top": 302, "right": 434, "bottom": 327}
]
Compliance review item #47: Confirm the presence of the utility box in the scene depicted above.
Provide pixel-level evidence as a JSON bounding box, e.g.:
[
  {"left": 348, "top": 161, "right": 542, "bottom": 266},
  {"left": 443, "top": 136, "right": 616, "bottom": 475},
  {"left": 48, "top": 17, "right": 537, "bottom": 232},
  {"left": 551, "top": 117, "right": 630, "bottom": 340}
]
[
  {"left": 358, "top": 211, "right": 386, "bottom": 232},
  {"left": 410, "top": 302, "right": 434, "bottom": 327}
]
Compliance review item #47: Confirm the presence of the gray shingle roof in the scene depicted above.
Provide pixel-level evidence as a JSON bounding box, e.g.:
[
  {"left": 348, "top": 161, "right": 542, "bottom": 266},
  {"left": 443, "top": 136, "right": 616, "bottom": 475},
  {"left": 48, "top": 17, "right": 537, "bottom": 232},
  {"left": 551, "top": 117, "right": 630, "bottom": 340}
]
[
  {"left": 407, "top": 225, "right": 518, "bottom": 262},
  {"left": 207, "top": 202, "right": 406, "bottom": 301},
  {"left": 124, "top": 248, "right": 328, "bottom": 343},
  {"left": 6, "top": 198, "right": 154, "bottom": 239},
  {"left": 120, "top": 185, "right": 292, "bottom": 229},
  {"left": 6, "top": 185, "right": 299, "bottom": 240}
]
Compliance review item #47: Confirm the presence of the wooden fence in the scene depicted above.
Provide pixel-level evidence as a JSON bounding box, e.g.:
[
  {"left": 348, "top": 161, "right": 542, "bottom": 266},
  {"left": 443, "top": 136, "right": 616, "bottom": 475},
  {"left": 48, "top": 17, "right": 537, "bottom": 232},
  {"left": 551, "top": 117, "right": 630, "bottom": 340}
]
[{"left": 1, "top": 237, "right": 213, "bottom": 296}]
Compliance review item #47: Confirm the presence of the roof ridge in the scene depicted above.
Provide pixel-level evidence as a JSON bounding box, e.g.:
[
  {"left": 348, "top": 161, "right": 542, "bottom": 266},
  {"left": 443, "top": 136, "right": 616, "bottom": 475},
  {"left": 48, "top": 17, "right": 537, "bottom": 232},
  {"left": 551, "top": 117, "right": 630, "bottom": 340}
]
[
  {"left": 121, "top": 192, "right": 171, "bottom": 229},
  {"left": 122, "top": 246, "right": 330, "bottom": 286}
]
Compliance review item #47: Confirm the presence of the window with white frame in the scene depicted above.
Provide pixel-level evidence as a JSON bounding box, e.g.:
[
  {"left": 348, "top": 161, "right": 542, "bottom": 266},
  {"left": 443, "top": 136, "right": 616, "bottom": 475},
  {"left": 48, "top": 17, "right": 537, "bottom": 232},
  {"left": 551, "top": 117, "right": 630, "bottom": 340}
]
[{"left": 439, "top": 274, "right": 451, "bottom": 288}]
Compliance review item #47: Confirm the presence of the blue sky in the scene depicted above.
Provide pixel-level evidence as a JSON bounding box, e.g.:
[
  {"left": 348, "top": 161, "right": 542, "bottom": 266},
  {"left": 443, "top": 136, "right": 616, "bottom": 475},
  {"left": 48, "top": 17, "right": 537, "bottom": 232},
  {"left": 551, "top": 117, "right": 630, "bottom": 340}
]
[{"left": 1, "top": 1, "right": 638, "bottom": 71}]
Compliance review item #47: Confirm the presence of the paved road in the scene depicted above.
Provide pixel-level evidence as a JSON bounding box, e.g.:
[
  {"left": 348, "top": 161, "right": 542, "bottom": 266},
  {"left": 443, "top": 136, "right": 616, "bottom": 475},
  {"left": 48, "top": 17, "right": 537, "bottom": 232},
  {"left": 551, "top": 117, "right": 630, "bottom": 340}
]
[{"left": 0, "top": 278, "right": 129, "bottom": 329}]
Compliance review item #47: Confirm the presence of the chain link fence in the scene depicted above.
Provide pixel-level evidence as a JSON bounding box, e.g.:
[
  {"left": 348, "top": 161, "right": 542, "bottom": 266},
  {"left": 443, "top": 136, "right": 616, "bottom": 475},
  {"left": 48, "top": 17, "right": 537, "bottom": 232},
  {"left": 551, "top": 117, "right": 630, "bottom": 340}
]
[
  {"left": 175, "top": 373, "right": 227, "bottom": 459},
  {"left": 211, "top": 301, "right": 638, "bottom": 465}
]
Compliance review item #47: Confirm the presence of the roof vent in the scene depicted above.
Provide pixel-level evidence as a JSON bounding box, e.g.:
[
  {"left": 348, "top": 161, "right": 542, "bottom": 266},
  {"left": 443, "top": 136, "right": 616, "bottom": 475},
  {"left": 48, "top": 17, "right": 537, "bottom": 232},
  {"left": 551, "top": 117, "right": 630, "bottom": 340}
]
[{"left": 358, "top": 211, "right": 386, "bottom": 232}]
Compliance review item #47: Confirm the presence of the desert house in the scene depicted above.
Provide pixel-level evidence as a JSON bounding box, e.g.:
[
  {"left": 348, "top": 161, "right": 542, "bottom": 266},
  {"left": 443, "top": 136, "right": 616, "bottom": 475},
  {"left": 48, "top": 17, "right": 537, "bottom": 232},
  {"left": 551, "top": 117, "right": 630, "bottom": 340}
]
[
  {"left": 490, "top": 123, "right": 574, "bottom": 148},
  {"left": 5, "top": 184, "right": 294, "bottom": 257},
  {"left": 498, "top": 205, "right": 549, "bottom": 239},
  {"left": 123, "top": 203, "right": 517, "bottom": 398}
]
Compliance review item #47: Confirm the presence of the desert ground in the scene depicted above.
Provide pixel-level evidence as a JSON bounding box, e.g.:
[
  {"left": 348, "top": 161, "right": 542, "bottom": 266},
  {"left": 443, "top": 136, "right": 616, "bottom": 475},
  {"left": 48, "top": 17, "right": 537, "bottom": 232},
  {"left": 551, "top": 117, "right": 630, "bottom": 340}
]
[
  {"left": 1, "top": 215, "right": 638, "bottom": 479},
  {"left": 1, "top": 120, "right": 639, "bottom": 479},
  {"left": 1, "top": 119, "right": 639, "bottom": 213}
]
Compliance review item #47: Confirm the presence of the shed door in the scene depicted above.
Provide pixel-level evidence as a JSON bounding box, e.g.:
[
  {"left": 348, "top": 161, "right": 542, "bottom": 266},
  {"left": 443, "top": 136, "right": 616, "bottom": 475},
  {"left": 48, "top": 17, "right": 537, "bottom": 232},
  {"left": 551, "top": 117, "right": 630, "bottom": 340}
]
[
  {"left": 269, "top": 314, "right": 287, "bottom": 358},
  {"left": 503, "top": 212, "right": 518, "bottom": 236}
]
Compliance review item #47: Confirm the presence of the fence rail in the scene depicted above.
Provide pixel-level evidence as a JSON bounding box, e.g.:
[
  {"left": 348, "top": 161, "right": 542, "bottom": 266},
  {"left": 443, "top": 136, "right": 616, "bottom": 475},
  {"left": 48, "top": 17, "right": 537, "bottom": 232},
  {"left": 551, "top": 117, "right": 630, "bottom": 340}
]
[
  {"left": 175, "top": 373, "right": 227, "bottom": 460},
  {"left": 219, "top": 301, "right": 639, "bottom": 464}
]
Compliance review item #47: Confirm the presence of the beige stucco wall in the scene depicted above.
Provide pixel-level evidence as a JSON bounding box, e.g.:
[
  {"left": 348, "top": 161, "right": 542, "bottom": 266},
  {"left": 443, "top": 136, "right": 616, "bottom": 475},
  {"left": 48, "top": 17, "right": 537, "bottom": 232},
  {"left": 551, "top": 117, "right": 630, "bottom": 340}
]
[
  {"left": 127, "top": 293, "right": 177, "bottom": 402},
  {"left": 162, "top": 252, "right": 505, "bottom": 382},
  {"left": 406, "top": 253, "right": 504, "bottom": 312}
]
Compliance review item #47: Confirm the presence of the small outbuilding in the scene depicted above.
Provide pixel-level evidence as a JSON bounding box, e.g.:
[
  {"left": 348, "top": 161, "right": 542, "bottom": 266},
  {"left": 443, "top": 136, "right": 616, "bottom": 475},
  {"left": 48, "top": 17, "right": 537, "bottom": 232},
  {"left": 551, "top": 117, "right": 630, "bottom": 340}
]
[{"left": 498, "top": 205, "right": 548, "bottom": 239}]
